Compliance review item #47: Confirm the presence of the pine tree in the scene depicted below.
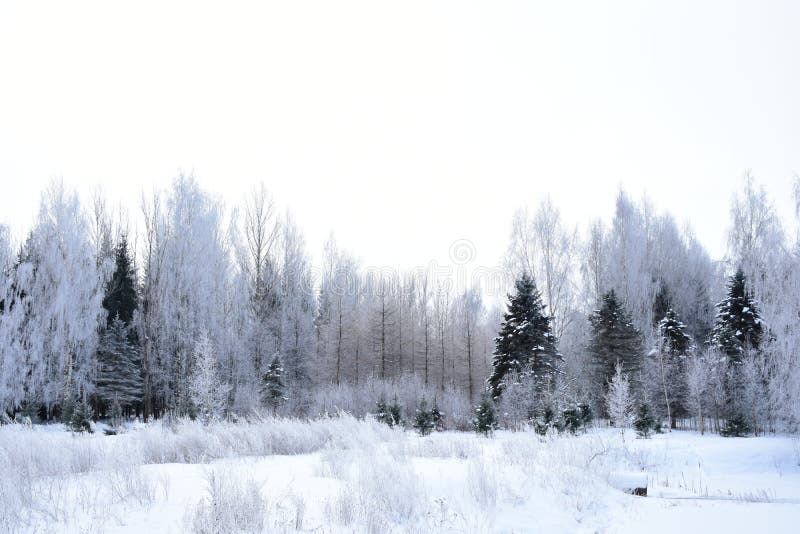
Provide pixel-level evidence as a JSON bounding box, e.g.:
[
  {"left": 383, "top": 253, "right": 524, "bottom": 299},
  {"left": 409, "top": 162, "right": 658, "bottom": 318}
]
[
  {"left": 261, "top": 353, "right": 286, "bottom": 413},
  {"left": 473, "top": 393, "right": 498, "bottom": 436},
  {"left": 488, "top": 274, "right": 560, "bottom": 399},
  {"left": 589, "top": 290, "right": 643, "bottom": 396},
  {"left": 413, "top": 397, "right": 435, "bottom": 436},
  {"left": 96, "top": 318, "right": 143, "bottom": 410},
  {"left": 710, "top": 269, "right": 763, "bottom": 362}
]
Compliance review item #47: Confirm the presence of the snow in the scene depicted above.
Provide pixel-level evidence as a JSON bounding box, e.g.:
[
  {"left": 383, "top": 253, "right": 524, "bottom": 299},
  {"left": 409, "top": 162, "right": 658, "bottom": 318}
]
[{"left": 1, "top": 418, "right": 799, "bottom": 533}]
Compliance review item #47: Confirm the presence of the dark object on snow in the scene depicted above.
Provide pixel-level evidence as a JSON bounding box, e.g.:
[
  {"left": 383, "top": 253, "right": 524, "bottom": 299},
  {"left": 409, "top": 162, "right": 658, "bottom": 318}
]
[{"left": 609, "top": 472, "right": 648, "bottom": 497}]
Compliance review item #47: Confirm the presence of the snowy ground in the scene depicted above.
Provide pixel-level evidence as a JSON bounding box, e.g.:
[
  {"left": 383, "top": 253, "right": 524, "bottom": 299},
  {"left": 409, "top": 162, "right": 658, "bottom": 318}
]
[{"left": 1, "top": 417, "right": 799, "bottom": 533}]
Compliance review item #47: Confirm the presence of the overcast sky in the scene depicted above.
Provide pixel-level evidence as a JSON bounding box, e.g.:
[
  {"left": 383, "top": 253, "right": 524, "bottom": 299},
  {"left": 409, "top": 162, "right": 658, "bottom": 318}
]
[{"left": 1, "top": 1, "right": 798, "bottom": 270}]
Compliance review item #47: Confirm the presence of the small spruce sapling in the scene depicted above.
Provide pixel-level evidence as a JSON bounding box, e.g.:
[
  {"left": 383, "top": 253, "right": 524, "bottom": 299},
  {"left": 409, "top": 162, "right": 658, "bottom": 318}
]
[
  {"left": 431, "top": 399, "right": 444, "bottom": 431},
  {"left": 473, "top": 394, "right": 498, "bottom": 436},
  {"left": 388, "top": 397, "right": 403, "bottom": 428},
  {"left": 413, "top": 397, "right": 435, "bottom": 436},
  {"left": 720, "top": 413, "right": 751, "bottom": 437},
  {"left": 634, "top": 404, "right": 656, "bottom": 438},
  {"left": 375, "top": 398, "right": 390, "bottom": 425},
  {"left": 69, "top": 397, "right": 93, "bottom": 433},
  {"left": 562, "top": 407, "right": 582, "bottom": 435},
  {"left": 578, "top": 403, "right": 594, "bottom": 430}
]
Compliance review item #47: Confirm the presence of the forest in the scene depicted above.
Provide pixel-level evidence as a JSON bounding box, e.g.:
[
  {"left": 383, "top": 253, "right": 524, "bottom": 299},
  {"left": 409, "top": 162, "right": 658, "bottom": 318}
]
[{"left": 1, "top": 173, "right": 799, "bottom": 438}]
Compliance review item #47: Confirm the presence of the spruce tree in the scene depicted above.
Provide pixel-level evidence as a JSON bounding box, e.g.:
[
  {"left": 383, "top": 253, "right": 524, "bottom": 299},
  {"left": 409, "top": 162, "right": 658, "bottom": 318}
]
[
  {"left": 431, "top": 399, "right": 444, "bottom": 431},
  {"left": 655, "top": 309, "right": 691, "bottom": 427},
  {"left": 413, "top": 397, "right": 435, "bottom": 436},
  {"left": 589, "top": 290, "right": 643, "bottom": 393},
  {"left": 710, "top": 269, "right": 763, "bottom": 434},
  {"left": 473, "top": 394, "right": 498, "bottom": 436},
  {"left": 96, "top": 318, "right": 143, "bottom": 410},
  {"left": 488, "top": 274, "right": 560, "bottom": 398},
  {"left": 388, "top": 397, "right": 403, "bottom": 428},
  {"left": 102, "top": 237, "right": 138, "bottom": 329},
  {"left": 710, "top": 269, "right": 763, "bottom": 362},
  {"left": 69, "top": 396, "right": 93, "bottom": 433},
  {"left": 375, "top": 398, "right": 390, "bottom": 425},
  {"left": 261, "top": 353, "right": 286, "bottom": 412},
  {"left": 652, "top": 283, "right": 671, "bottom": 328},
  {"left": 633, "top": 404, "right": 656, "bottom": 438}
]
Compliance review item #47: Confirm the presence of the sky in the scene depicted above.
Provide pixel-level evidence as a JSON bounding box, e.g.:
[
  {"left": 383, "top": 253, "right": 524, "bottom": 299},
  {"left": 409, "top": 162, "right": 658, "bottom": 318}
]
[{"left": 1, "top": 1, "right": 798, "bottom": 271}]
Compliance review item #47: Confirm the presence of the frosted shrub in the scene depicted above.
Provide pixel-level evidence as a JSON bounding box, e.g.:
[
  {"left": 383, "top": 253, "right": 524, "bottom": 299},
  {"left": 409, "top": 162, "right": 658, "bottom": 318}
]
[
  {"left": 467, "top": 457, "right": 498, "bottom": 508},
  {"left": 188, "top": 468, "right": 267, "bottom": 534}
]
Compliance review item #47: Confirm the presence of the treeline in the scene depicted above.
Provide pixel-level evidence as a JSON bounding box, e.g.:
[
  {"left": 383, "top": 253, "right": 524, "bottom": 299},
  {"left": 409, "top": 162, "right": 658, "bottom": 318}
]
[{"left": 0, "top": 173, "right": 799, "bottom": 435}]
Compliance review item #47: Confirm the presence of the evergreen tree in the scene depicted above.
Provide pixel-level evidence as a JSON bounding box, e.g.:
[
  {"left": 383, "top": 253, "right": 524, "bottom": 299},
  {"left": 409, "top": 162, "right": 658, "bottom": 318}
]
[
  {"left": 562, "top": 406, "right": 582, "bottom": 435},
  {"left": 719, "top": 413, "right": 751, "bottom": 437},
  {"left": 473, "top": 394, "right": 498, "bottom": 436},
  {"left": 605, "top": 362, "right": 633, "bottom": 432},
  {"left": 96, "top": 318, "right": 143, "bottom": 410},
  {"left": 412, "top": 397, "right": 435, "bottom": 436},
  {"left": 102, "top": 237, "right": 138, "bottom": 329},
  {"left": 710, "top": 269, "right": 763, "bottom": 362},
  {"left": 655, "top": 309, "right": 691, "bottom": 427},
  {"left": 69, "top": 396, "right": 93, "bottom": 433},
  {"left": 388, "top": 396, "right": 403, "bottom": 428},
  {"left": 488, "top": 274, "right": 560, "bottom": 398},
  {"left": 431, "top": 399, "right": 444, "bottom": 431},
  {"left": 652, "top": 283, "right": 671, "bottom": 328},
  {"left": 589, "top": 290, "right": 643, "bottom": 395},
  {"left": 633, "top": 404, "right": 656, "bottom": 438},
  {"left": 375, "top": 398, "right": 390, "bottom": 425},
  {"left": 261, "top": 353, "right": 286, "bottom": 412}
]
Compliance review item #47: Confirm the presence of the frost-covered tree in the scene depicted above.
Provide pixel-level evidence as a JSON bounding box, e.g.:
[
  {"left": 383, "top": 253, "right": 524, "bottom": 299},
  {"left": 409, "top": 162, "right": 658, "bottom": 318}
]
[
  {"left": 95, "top": 318, "right": 143, "bottom": 412},
  {"left": 605, "top": 363, "right": 633, "bottom": 433},
  {"left": 190, "top": 332, "right": 229, "bottom": 423},
  {"left": 489, "top": 274, "right": 559, "bottom": 399},
  {"left": 506, "top": 198, "right": 579, "bottom": 339},
  {"left": 9, "top": 181, "right": 106, "bottom": 415}
]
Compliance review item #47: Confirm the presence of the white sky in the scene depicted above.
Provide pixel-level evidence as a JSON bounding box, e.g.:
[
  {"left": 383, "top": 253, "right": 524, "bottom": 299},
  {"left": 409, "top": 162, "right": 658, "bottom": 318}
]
[{"left": 1, "top": 1, "right": 798, "bottom": 270}]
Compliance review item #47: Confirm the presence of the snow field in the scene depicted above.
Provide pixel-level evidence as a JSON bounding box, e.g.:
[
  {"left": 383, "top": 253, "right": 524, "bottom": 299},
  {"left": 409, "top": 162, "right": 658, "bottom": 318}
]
[{"left": 1, "top": 417, "right": 799, "bottom": 533}]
